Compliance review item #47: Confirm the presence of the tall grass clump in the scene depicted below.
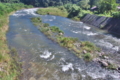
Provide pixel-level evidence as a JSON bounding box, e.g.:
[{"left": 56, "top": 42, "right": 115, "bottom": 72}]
[{"left": 36, "top": 7, "right": 68, "bottom": 17}]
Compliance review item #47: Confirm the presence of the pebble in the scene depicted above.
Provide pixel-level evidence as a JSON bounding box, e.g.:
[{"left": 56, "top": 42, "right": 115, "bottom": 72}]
[{"left": 29, "top": 77, "right": 36, "bottom": 80}]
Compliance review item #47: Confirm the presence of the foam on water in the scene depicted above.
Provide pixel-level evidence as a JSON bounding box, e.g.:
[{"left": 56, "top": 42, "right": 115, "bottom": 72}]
[
  {"left": 40, "top": 50, "right": 52, "bottom": 59},
  {"left": 71, "top": 30, "right": 98, "bottom": 36},
  {"left": 83, "top": 31, "right": 97, "bottom": 36},
  {"left": 87, "top": 71, "right": 106, "bottom": 79},
  {"left": 72, "top": 30, "right": 81, "bottom": 34},
  {"left": 61, "top": 63, "right": 74, "bottom": 72},
  {"left": 12, "top": 8, "right": 38, "bottom": 17},
  {"left": 98, "top": 40, "right": 113, "bottom": 48},
  {"left": 84, "top": 26, "right": 91, "bottom": 30}
]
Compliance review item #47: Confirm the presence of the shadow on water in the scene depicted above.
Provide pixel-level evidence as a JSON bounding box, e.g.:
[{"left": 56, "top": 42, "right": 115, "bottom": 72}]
[{"left": 6, "top": 8, "right": 120, "bottom": 80}]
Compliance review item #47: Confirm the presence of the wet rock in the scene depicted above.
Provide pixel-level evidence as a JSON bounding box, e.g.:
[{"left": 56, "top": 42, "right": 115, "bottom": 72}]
[
  {"left": 118, "top": 67, "right": 120, "bottom": 70},
  {"left": 117, "top": 66, "right": 120, "bottom": 72},
  {"left": 98, "top": 52, "right": 105, "bottom": 57},
  {"left": 74, "top": 43, "right": 81, "bottom": 48},
  {"left": 93, "top": 58, "right": 100, "bottom": 62},
  {"left": 83, "top": 50, "right": 87, "bottom": 54},
  {"left": 99, "top": 60, "right": 108, "bottom": 67},
  {"left": 39, "top": 77, "right": 48, "bottom": 80},
  {"left": 29, "top": 77, "right": 36, "bottom": 80},
  {"left": 59, "top": 32, "right": 63, "bottom": 36},
  {"left": 103, "top": 56, "right": 109, "bottom": 59}
]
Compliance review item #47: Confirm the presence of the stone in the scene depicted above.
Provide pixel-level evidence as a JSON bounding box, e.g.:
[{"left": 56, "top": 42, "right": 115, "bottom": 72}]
[
  {"left": 93, "top": 58, "right": 100, "bottom": 62},
  {"left": 74, "top": 43, "right": 81, "bottom": 48},
  {"left": 39, "top": 77, "right": 48, "bottom": 80},
  {"left": 103, "top": 56, "right": 109, "bottom": 59},
  {"left": 100, "top": 60, "right": 108, "bottom": 67},
  {"left": 29, "top": 77, "right": 36, "bottom": 80},
  {"left": 83, "top": 50, "right": 87, "bottom": 54},
  {"left": 98, "top": 52, "right": 105, "bottom": 57},
  {"left": 59, "top": 33, "right": 63, "bottom": 36},
  {"left": 118, "top": 67, "right": 120, "bottom": 70}
]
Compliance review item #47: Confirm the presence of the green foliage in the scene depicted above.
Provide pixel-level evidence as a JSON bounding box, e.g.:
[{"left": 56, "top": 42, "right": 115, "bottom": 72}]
[
  {"left": 78, "top": 0, "right": 90, "bottom": 9},
  {"left": 68, "top": 4, "right": 81, "bottom": 18},
  {"left": 31, "top": 17, "right": 42, "bottom": 23},
  {"left": 0, "top": 54, "right": 5, "bottom": 62},
  {"left": 107, "top": 63, "right": 117, "bottom": 70},
  {"left": 0, "top": 2, "right": 33, "bottom": 80},
  {"left": 0, "top": 3, "right": 33, "bottom": 27},
  {"left": 112, "top": 11, "right": 120, "bottom": 18},
  {"left": 19, "top": 0, "right": 80, "bottom": 7},
  {"left": 81, "top": 41, "right": 100, "bottom": 52},
  {"left": 57, "top": 37, "right": 78, "bottom": 47},
  {"left": 50, "top": 26, "right": 63, "bottom": 34},
  {"left": 83, "top": 53, "right": 92, "bottom": 61},
  {"left": 98, "top": 0, "right": 118, "bottom": 14},
  {"left": 44, "top": 23, "right": 49, "bottom": 27},
  {"left": 36, "top": 7, "right": 68, "bottom": 17}
]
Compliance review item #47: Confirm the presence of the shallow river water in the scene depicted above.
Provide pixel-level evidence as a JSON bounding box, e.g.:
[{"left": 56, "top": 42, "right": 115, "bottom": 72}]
[{"left": 7, "top": 8, "right": 120, "bottom": 80}]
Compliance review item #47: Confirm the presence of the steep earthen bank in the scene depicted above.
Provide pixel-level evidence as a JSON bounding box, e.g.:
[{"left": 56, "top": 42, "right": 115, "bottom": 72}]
[{"left": 81, "top": 14, "right": 120, "bottom": 36}]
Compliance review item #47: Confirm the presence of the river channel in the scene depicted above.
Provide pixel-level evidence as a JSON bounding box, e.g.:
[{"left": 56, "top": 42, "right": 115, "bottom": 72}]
[{"left": 6, "top": 8, "right": 120, "bottom": 80}]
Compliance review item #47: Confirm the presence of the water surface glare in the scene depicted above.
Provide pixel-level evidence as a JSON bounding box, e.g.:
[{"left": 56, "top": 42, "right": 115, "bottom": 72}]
[{"left": 7, "top": 8, "right": 120, "bottom": 80}]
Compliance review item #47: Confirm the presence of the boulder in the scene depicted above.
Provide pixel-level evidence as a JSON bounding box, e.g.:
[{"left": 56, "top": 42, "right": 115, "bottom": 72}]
[
  {"left": 59, "top": 32, "right": 63, "bottom": 36},
  {"left": 93, "top": 58, "right": 100, "bottom": 62},
  {"left": 98, "top": 52, "right": 105, "bottom": 57},
  {"left": 103, "top": 56, "right": 109, "bottom": 59},
  {"left": 74, "top": 43, "right": 81, "bottom": 48},
  {"left": 118, "top": 67, "right": 120, "bottom": 70},
  {"left": 99, "top": 60, "right": 108, "bottom": 67},
  {"left": 83, "top": 50, "right": 87, "bottom": 54}
]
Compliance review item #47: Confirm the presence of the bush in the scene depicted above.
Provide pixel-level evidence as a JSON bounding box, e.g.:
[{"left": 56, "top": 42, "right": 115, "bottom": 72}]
[
  {"left": 83, "top": 53, "right": 92, "bottom": 61},
  {"left": 81, "top": 41, "right": 100, "bottom": 52},
  {"left": 112, "top": 11, "right": 120, "bottom": 18},
  {"left": 50, "top": 26, "right": 64, "bottom": 34}
]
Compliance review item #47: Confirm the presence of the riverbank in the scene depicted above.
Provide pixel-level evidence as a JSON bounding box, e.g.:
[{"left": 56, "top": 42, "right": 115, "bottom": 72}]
[
  {"left": 31, "top": 17, "right": 120, "bottom": 71},
  {"left": 81, "top": 14, "right": 120, "bottom": 36},
  {"left": 0, "top": 3, "right": 33, "bottom": 80},
  {"left": 36, "top": 7, "right": 86, "bottom": 21},
  {"left": 0, "top": 12, "right": 21, "bottom": 80}
]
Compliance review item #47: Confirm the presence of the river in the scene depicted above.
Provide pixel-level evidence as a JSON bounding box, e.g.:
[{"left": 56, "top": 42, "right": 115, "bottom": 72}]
[{"left": 6, "top": 8, "right": 120, "bottom": 80}]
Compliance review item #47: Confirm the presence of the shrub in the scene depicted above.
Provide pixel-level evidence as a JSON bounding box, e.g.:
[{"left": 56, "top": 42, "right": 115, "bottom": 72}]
[
  {"left": 83, "top": 53, "right": 92, "bottom": 61},
  {"left": 50, "top": 26, "right": 64, "bottom": 34},
  {"left": 112, "top": 11, "right": 120, "bottom": 18}
]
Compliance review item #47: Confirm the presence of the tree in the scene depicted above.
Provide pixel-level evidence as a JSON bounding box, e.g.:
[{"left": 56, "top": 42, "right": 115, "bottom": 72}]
[
  {"left": 68, "top": 4, "right": 81, "bottom": 17},
  {"left": 98, "top": 0, "right": 118, "bottom": 14},
  {"left": 78, "top": 0, "right": 90, "bottom": 9}
]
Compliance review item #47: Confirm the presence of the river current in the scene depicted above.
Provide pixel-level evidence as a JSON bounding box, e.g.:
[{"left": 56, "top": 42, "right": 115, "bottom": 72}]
[{"left": 7, "top": 8, "right": 120, "bottom": 80}]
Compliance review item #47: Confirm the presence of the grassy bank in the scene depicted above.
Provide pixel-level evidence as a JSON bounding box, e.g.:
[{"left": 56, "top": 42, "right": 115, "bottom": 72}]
[
  {"left": 36, "top": 7, "right": 68, "bottom": 17},
  {"left": 36, "top": 6, "right": 93, "bottom": 21},
  {"left": 0, "top": 3, "right": 33, "bottom": 80},
  {"left": 31, "top": 17, "right": 100, "bottom": 61}
]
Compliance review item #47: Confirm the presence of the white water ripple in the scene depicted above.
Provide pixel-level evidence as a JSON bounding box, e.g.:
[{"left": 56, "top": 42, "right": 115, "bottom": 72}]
[
  {"left": 40, "top": 50, "right": 52, "bottom": 59},
  {"left": 61, "top": 63, "right": 74, "bottom": 72}
]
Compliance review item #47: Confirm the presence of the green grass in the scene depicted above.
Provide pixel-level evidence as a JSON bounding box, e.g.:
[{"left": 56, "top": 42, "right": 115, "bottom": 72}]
[
  {"left": 36, "top": 7, "right": 68, "bottom": 17},
  {"left": 81, "top": 41, "right": 100, "bottom": 52},
  {"left": 0, "top": 3, "right": 33, "bottom": 80},
  {"left": 50, "top": 26, "right": 64, "bottom": 34},
  {"left": 82, "top": 53, "right": 92, "bottom": 61}
]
